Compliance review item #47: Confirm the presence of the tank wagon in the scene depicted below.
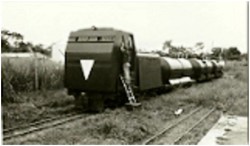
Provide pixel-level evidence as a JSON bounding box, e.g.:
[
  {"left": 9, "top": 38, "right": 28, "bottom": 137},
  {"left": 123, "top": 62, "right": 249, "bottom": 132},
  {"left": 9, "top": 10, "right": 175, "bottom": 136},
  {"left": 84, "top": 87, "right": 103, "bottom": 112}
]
[{"left": 65, "top": 27, "right": 224, "bottom": 112}]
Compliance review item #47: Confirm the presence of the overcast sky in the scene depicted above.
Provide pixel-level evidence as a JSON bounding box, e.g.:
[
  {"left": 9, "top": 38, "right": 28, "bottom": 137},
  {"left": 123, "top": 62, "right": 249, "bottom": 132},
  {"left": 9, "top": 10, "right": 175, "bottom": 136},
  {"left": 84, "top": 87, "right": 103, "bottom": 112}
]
[{"left": 2, "top": 1, "right": 248, "bottom": 60}]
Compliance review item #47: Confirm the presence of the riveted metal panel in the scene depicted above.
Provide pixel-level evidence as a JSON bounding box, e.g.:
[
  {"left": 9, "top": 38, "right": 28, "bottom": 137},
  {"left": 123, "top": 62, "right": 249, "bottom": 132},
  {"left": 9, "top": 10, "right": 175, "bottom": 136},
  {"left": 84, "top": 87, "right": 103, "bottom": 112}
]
[
  {"left": 137, "top": 54, "right": 162, "bottom": 91},
  {"left": 65, "top": 42, "right": 119, "bottom": 93}
]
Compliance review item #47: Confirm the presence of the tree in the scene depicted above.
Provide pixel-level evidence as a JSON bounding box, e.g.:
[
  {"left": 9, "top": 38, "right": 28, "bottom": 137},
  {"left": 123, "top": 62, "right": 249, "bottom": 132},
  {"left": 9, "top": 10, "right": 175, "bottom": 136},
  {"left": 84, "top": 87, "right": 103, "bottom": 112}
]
[
  {"left": 1, "top": 30, "right": 12, "bottom": 52},
  {"left": 227, "top": 47, "right": 241, "bottom": 60},
  {"left": 1, "top": 30, "right": 24, "bottom": 49},
  {"left": 163, "top": 40, "right": 172, "bottom": 50},
  {"left": 211, "top": 47, "right": 222, "bottom": 59},
  {"left": 241, "top": 53, "right": 248, "bottom": 61},
  {"left": 12, "top": 32, "right": 24, "bottom": 48},
  {"left": 195, "top": 42, "right": 204, "bottom": 50},
  {"left": 1, "top": 29, "right": 52, "bottom": 57},
  {"left": 221, "top": 47, "right": 241, "bottom": 60}
]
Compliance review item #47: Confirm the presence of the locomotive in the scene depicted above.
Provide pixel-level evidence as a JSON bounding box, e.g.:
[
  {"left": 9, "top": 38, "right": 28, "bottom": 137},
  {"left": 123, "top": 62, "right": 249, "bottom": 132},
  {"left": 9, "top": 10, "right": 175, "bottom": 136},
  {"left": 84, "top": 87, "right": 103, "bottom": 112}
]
[{"left": 65, "top": 27, "right": 224, "bottom": 112}]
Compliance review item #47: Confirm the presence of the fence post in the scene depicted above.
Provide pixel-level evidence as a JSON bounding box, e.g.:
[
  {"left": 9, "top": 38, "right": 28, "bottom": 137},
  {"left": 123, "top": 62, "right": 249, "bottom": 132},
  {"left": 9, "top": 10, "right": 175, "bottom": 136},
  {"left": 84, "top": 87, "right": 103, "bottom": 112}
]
[{"left": 34, "top": 52, "right": 38, "bottom": 90}]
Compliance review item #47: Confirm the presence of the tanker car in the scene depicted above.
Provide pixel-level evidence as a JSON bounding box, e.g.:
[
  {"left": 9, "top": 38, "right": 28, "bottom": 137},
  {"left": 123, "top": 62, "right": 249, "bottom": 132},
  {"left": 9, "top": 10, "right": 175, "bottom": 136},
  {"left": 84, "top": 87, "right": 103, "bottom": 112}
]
[{"left": 65, "top": 27, "right": 224, "bottom": 112}]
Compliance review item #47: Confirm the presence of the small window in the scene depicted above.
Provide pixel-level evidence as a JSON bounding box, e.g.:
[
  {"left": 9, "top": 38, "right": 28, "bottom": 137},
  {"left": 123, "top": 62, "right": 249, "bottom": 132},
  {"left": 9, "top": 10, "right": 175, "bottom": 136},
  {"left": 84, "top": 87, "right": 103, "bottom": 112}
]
[
  {"left": 123, "top": 35, "right": 133, "bottom": 49},
  {"left": 88, "top": 36, "right": 98, "bottom": 41},
  {"left": 102, "top": 36, "right": 115, "bottom": 41},
  {"left": 78, "top": 36, "right": 88, "bottom": 41},
  {"left": 68, "top": 37, "right": 77, "bottom": 42},
  {"left": 69, "top": 36, "right": 115, "bottom": 42},
  {"left": 127, "top": 36, "right": 133, "bottom": 49},
  {"left": 97, "top": 36, "right": 102, "bottom": 41}
]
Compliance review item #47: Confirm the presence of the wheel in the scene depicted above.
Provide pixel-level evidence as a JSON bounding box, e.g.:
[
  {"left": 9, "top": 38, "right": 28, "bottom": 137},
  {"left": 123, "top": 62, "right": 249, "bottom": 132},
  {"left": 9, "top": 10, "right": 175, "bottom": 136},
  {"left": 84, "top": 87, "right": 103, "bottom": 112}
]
[
  {"left": 74, "top": 93, "right": 88, "bottom": 111},
  {"left": 87, "top": 93, "right": 105, "bottom": 113},
  {"left": 74, "top": 93, "right": 105, "bottom": 112}
]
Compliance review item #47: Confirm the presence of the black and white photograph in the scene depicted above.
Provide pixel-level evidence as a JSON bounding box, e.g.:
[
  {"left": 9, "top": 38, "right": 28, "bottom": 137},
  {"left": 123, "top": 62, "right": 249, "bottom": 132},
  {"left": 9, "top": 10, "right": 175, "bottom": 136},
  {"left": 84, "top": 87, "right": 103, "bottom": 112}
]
[{"left": 1, "top": 1, "right": 248, "bottom": 145}]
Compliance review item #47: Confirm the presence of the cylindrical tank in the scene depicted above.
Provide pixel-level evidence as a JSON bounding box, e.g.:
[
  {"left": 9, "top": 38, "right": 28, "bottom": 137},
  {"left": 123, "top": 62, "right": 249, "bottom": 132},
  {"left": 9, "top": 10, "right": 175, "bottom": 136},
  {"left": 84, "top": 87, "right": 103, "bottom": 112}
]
[
  {"left": 211, "top": 60, "right": 224, "bottom": 77},
  {"left": 203, "top": 60, "right": 213, "bottom": 74},
  {"left": 160, "top": 57, "right": 194, "bottom": 84},
  {"left": 177, "top": 58, "right": 193, "bottom": 76},
  {"left": 211, "top": 60, "right": 218, "bottom": 75},
  {"left": 160, "top": 57, "right": 183, "bottom": 83},
  {"left": 217, "top": 60, "right": 225, "bottom": 69},
  {"left": 189, "top": 58, "right": 206, "bottom": 80}
]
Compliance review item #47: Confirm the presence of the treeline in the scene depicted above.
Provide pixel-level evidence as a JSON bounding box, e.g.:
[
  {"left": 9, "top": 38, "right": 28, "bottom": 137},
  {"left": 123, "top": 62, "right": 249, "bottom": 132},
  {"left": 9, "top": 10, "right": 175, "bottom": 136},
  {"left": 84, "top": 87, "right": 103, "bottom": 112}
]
[
  {"left": 210, "top": 47, "right": 246, "bottom": 61},
  {"left": 156, "top": 40, "right": 245, "bottom": 61},
  {"left": 1, "top": 29, "right": 52, "bottom": 56}
]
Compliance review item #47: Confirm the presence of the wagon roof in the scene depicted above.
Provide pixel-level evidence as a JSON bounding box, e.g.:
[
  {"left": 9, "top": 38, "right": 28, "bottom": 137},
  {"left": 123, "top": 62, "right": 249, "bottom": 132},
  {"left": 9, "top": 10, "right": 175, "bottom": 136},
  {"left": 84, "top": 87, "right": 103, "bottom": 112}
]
[{"left": 70, "top": 27, "right": 132, "bottom": 36}]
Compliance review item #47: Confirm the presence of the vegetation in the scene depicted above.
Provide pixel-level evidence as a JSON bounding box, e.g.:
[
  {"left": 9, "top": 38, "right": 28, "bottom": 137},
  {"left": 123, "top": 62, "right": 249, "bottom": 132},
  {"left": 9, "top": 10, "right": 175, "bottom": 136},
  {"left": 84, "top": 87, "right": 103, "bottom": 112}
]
[
  {"left": 159, "top": 40, "right": 243, "bottom": 60},
  {"left": 4, "top": 60, "right": 248, "bottom": 144},
  {"left": 1, "top": 29, "right": 52, "bottom": 56},
  {"left": 1, "top": 29, "right": 67, "bottom": 129},
  {"left": 2, "top": 58, "right": 64, "bottom": 104},
  {"left": 211, "top": 47, "right": 242, "bottom": 60},
  {"left": 1, "top": 29, "right": 64, "bottom": 104},
  {"left": 2, "top": 90, "right": 74, "bottom": 129}
]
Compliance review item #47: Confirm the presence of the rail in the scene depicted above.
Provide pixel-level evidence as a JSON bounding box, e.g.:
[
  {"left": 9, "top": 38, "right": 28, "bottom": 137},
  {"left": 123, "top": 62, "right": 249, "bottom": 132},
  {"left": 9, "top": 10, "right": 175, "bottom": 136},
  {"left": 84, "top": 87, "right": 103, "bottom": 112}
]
[{"left": 142, "top": 106, "right": 216, "bottom": 145}]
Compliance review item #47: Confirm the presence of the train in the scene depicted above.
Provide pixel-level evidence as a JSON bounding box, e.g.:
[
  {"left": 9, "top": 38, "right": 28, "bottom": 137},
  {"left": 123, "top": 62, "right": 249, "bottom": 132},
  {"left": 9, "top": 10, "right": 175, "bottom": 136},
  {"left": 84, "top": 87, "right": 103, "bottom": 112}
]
[{"left": 65, "top": 27, "right": 224, "bottom": 112}]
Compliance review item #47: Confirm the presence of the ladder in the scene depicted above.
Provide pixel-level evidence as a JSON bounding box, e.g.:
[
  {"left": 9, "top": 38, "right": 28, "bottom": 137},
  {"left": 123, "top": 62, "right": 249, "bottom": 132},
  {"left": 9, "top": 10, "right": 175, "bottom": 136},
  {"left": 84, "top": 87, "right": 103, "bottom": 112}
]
[{"left": 120, "top": 75, "right": 141, "bottom": 106}]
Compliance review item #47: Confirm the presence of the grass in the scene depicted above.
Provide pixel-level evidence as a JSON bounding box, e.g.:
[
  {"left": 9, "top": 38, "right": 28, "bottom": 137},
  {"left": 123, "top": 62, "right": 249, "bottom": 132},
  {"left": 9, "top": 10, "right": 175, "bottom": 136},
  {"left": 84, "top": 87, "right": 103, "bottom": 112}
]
[
  {"left": 2, "top": 90, "right": 75, "bottom": 129},
  {"left": 80, "top": 60, "right": 247, "bottom": 145},
  {"left": 2, "top": 57, "right": 69, "bottom": 129},
  {"left": 2, "top": 57, "right": 64, "bottom": 104},
  {"left": 3, "top": 60, "right": 248, "bottom": 144}
]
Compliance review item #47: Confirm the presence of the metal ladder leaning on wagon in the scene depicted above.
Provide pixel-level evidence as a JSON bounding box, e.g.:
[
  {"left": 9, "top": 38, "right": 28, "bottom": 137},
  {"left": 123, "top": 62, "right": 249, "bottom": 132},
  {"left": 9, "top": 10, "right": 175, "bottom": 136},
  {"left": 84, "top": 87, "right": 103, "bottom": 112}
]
[{"left": 120, "top": 41, "right": 141, "bottom": 107}]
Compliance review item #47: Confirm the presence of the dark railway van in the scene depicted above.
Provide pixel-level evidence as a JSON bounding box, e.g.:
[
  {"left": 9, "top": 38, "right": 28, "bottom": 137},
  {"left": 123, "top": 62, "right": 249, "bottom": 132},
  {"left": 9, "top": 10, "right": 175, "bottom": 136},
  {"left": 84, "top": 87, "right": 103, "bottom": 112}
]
[
  {"left": 65, "top": 27, "right": 224, "bottom": 112},
  {"left": 65, "top": 28, "right": 130, "bottom": 93},
  {"left": 65, "top": 27, "right": 139, "bottom": 111}
]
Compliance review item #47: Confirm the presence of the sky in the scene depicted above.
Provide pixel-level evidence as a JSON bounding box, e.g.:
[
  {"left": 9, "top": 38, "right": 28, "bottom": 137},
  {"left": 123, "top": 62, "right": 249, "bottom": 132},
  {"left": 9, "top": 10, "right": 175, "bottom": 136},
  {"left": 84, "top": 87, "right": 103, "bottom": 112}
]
[{"left": 2, "top": 1, "right": 248, "bottom": 61}]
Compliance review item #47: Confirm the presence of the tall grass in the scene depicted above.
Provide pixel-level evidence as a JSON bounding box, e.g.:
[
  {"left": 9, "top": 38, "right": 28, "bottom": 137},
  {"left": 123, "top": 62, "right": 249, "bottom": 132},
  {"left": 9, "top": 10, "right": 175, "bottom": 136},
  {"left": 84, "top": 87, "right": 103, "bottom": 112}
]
[{"left": 1, "top": 58, "right": 64, "bottom": 103}]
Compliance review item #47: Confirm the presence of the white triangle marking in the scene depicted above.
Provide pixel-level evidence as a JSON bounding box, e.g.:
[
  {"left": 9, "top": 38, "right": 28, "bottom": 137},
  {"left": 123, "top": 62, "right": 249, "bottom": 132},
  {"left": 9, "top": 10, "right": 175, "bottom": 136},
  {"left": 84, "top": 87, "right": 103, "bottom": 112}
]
[{"left": 80, "top": 59, "right": 95, "bottom": 80}]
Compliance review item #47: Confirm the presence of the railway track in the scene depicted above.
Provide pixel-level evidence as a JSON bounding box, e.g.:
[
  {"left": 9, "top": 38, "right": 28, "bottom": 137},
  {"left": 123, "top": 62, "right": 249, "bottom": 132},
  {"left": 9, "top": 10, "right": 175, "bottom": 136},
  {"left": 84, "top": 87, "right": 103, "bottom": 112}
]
[
  {"left": 142, "top": 106, "right": 216, "bottom": 145},
  {"left": 3, "top": 112, "right": 89, "bottom": 141}
]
